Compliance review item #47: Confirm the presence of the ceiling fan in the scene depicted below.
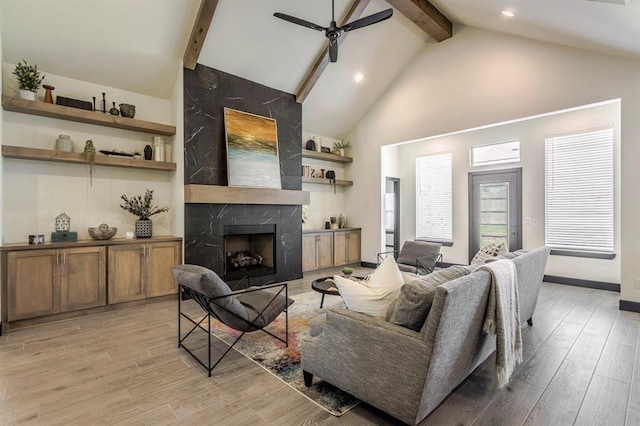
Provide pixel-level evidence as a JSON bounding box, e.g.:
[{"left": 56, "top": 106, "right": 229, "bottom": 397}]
[{"left": 274, "top": 0, "right": 393, "bottom": 63}]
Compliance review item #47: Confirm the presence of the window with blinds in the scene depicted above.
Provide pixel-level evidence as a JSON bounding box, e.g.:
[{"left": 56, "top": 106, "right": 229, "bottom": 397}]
[
  {"left": 416, "top": 153, "right": 453, "bottom": 242},
  {"left": 545, "top": 127, "right": 614, "bottom": 253}
]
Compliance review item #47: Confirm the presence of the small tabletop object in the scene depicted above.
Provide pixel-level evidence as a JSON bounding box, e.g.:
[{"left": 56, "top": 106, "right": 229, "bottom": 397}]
[
  {"left": 43, "top": 84, "right": 55, "bottom": 104},
  {"left": 55, "top": 211, "right": 71, "bottom": 232}
]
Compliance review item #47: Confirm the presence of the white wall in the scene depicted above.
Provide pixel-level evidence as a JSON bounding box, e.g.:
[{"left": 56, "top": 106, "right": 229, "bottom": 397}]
[
  {"left": 301, "top": 132, "right": 350, "bottom": 230},
  {"left": 346, "top": 26, "right": 640, "bottom": 303},
  {"left": 389, "top": 101, "right": 621, "bottom": 283},
  {"left": 2, "top": 64, "right": 177, "bottom": 243}
]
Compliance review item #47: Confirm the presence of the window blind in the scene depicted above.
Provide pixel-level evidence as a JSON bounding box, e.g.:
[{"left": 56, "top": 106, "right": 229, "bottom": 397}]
[
  {"left": 545, "top": 127, "right": 614, "bottom": 253},
  {"left": 416, "top": 153, "right": 452, "bottom": 242}
]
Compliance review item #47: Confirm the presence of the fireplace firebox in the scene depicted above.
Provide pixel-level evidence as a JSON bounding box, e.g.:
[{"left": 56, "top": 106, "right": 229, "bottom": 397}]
[{"left": 223, "top": 224, "right": 276, "bottom": 280}]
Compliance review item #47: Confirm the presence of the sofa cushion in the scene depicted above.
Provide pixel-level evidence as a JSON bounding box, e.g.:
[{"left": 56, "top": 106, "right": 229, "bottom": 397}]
[
  {"left": 334, "top": 255, "right": 403, "bottom": 319},
  {"left": 471, "top": 242, "right": 508, "bottom": 265},
  {"left": 389, "top": 265, "right": 476, "bottom": 331}
]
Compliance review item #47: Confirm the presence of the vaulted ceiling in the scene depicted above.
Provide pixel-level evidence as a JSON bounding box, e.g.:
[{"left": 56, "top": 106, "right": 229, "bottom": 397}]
[{"left": 1, "top": 0, "right": 639, "bottom": 139}]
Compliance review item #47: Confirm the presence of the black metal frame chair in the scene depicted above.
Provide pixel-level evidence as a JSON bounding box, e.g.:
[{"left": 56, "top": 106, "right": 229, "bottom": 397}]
[
  {"left": 378, "top": 241, "right": 443, "bottom": 275},
  {"left": 178, "top": 282, "right": 288, "bottom": 377}
]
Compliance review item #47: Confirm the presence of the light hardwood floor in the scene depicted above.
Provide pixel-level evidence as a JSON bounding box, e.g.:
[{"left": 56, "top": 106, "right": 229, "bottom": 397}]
[{"left": 0, "top": 267, "right": 638, "bottom": 425}]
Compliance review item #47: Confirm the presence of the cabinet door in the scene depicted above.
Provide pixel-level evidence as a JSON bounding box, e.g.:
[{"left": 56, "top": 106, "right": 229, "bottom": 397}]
[
  {"left": 108, "top": 244, "right": 145, "bottom": 304},
  {"left": 7, "top": 250, "right": 60, "bottom": 321},
  {"left": 145, "top": 241, "right": 182, "bottom": 298},
  {"left": 333, "top": 232, "right": 348, "bottom": 267},
  {"left": 317, "top": 233, "right": 334, "bottom": 269},
  {"left": 347, "top": 231, "right": 361, "bottom": 264},
  {"left": 60, "top": 246, "right": 106, "bottom": 312},
  {"left": 302, "top": 234, "right": 318, "bottom": 272}
]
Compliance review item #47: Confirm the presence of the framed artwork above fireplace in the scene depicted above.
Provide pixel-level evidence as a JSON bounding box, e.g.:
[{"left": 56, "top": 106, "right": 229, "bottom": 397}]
[{"left": 224, "top": 107, "right": 281, "bottom": 189}]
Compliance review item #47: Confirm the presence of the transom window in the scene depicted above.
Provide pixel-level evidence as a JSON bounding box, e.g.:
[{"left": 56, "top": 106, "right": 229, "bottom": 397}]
[{"left": 471, "top": 140, "right": 520, "bottom": 167}]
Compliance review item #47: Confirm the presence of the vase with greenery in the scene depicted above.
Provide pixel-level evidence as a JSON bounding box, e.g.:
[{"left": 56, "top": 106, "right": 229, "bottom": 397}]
[
  {"left": 333, "top": 140, "right": 351, "bottom": 156},
  {"left": 83, "top": 140, "right": 96, "bottom": 186},
  {"left": 12, "top": 60, "right": 45, "bottom": 101},
  {"left": 120, "top": 189, "right": 169, "bottom": 238}
]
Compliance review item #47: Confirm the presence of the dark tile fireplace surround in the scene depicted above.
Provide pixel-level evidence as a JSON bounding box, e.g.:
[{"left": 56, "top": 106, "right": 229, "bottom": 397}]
[{"left": 183, "top": 65, "right": 303, "bottom": 286}]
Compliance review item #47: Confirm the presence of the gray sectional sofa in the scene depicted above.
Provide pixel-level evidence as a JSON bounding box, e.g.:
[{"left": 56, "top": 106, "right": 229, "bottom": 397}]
[{"left": 301, "top": 246, "right": 550, "bottom": 425}]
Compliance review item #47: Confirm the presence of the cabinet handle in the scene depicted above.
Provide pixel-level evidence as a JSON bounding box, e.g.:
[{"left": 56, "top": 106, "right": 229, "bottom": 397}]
[
  {"left": 55, "top": 251, "right": 59, "bottom": 264},
  {"left": 62, "top": 252, "right": 66, "bottom": 264}
]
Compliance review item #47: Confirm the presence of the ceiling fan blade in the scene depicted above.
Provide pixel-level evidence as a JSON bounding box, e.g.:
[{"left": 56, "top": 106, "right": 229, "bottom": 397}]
[
  {"left": 328, "top": 39, "right": 338, "bottom": 62},
  {"left": 274, "top": 13, "right": 326, "bottom": 31},
  {"left": 341, "top": 9, "right": 393, "bottom": 32}
]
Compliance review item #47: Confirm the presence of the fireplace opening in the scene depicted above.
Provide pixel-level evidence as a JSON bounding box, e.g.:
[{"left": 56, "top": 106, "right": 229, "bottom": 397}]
[{"left": 223, "top": 224, "right": 276, "bottom": 280}]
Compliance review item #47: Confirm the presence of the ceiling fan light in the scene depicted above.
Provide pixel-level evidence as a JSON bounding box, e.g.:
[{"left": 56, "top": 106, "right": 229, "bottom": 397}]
[
  {"left": 501, "top": 10, "right": 515, "bottom": 17},
  {"left": 354, "top": 73, "right": 364, "bottom": 82}
]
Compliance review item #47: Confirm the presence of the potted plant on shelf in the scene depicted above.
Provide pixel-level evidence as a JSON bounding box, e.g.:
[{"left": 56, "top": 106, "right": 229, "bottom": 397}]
[
  {"left": 120, "top": 189, "right": 169, "bottom": 238},
  {"left": 333, "top": 140, "right": 351, "bottom": 156},
  {"left": 12, "top": 60, "right": 45, "bottom": 101}
]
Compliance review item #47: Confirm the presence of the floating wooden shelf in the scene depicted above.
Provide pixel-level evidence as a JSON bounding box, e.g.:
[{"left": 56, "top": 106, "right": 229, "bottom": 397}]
[
  {"left": 2, "top": 95, "right": 176, "bottom": 136},
  {"left": 301, "top": 150, "right": 353, "bottom": 163},
  {"left": 2, "top": 145, "right": 176, "bottom": 172},
  {"left": 185, "top": 184, "right": 310, "bottom": 205},
  {"left": 302, "top": 177, "right": 353, "bottom": 186}
]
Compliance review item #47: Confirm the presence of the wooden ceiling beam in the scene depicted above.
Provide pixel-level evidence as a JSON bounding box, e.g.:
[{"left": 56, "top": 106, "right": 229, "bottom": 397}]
[
  {"left": 385, "top": 0, "right": 452, "bottom": 42},
  {"left": 183, "top": 0, "right": 219, "bottom": 70},
  {"left": 295, "top": 0, "right": 372, "bottom": 104}
]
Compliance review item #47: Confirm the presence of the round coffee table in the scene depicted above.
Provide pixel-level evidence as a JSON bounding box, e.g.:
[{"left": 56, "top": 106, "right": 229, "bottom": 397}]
[{"left": 311, "top": 277, "right": 340, "bottom": 308}]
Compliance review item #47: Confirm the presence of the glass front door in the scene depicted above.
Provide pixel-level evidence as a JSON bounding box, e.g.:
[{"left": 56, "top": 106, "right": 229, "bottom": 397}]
[{"left": 468, "top": 169, "right": 522, "bottom": 262}]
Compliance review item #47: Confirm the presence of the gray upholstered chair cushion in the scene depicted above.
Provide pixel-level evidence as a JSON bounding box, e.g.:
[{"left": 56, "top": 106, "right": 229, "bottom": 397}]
[
  {"left": 389, "top": 265, "right": 476, "bottom": 331},
  {"left": 171, "top": 264, "right": 290, "bottom": 331},
  {"left": 396, "top": 241, "right": 442, "bottom": 274},
  {"left": 236, "top": 286, "right": 292, "bottom": 329}
]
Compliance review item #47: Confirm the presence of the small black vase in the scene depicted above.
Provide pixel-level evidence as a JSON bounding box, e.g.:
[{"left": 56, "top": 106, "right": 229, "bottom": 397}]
[{"left": 144, "top": 144, "right": 153, "bottom": 160}]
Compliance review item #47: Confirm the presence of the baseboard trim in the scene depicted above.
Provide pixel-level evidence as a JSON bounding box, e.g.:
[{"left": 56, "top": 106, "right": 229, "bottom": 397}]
[
  {"left": 544, "top": 275, "right": 620, "bottom": 292},
  {"left": 620, "top": 300, "right": 640, "bottom": 313}
]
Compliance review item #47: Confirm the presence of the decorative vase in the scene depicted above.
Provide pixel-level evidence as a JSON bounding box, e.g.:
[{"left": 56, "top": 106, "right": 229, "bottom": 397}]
[
  {"left": 135, "top": 219, "right": 152, "bottom": 238},
  {"left": 144, "top": 145, "right": 153, "bottom": 160},
  {"left": 19, "top": 90, "right": 36, "bottom": 101},
  {"left": 55, "top": 135, "right": 73, "bottom": 152},
  {"left": 55, "top": 212, "right": 71, "bottom": 232},
  {"left": 109, "top": 102, "right": 120, "bottom": 116},
  {"left": 119, "top": 103, "right": 136, "bottom": 118},
  {"left": 43, "top": 85, "right": 55, "bottom": 104},
  {"left": 340, "top": 148, "right": 345, "bottom": 156}
]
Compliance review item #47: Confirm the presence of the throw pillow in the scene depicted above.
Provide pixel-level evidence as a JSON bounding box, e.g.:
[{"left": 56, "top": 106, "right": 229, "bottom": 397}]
[
  {"left": 334, "top": 255, "right": 404, "bottom": 319},
  {"left": 471, "top": 242, "right": 508, "bottom": 265},
  {"left": 389, "top": 265, "right": 476, "bottom": 331}
]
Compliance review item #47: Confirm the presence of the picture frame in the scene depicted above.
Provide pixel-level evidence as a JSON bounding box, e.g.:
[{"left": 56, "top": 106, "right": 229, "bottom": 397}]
[{"left": 224, "top": 108, "right": 281, "bottom": 189}]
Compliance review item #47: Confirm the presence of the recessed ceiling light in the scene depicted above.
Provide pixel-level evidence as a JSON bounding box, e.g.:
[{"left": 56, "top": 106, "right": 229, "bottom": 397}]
[
  {"left": 501, "top": 10, "right": 514, "bottom": 17},
  {"left": 354, "top": 72, "right": 364, "bottom": 83}
]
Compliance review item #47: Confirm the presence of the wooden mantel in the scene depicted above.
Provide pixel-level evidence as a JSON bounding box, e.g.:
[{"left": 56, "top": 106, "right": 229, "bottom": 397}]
[{"left": 184, "top": 184, "right": 310, "bottom": 205}]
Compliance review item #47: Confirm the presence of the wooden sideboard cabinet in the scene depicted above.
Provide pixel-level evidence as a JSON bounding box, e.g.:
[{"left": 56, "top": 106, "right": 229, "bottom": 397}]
[
  {"left": 1, "top": 236, "right": 182, "bottom": 331},
  {"left": 333, "top": 230, "right": 361, "bottom": 267},
  {"left": 108, "top": 240, "right": 181, "bottom": 304},
  {"left": 302, "top": 228, "right": 361, "bottom": 273},
  {"left": 6, "top": 246, "right": 106, "bottom": 321},
  {"left": 302, "top": 232, "right": 334, "bottom": 272}
]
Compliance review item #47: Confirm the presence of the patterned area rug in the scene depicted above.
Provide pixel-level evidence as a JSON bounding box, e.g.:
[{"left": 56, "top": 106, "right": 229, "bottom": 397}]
[{"left": 209, "top": 291, "right": 360, "bottom": 416}]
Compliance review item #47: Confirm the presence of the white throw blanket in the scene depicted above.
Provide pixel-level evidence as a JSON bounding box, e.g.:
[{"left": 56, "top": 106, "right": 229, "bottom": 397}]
[{"left": 477, "top": 259, "right": 522, "bottom": 388}]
